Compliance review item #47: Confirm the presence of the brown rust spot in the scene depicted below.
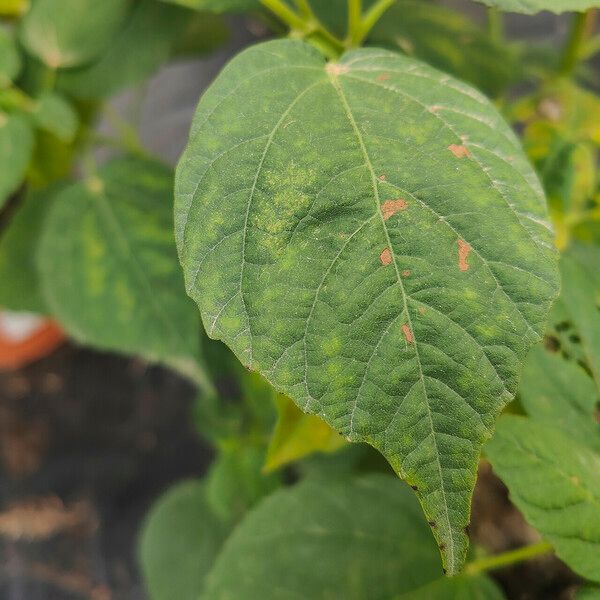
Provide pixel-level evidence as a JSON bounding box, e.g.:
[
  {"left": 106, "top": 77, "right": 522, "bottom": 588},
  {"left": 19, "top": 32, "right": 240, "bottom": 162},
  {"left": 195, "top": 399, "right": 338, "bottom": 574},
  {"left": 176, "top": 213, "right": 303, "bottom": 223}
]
[
  {"left": 439, "top": 543, "right": 446, "bottom": 551},
  {"left": 448, "top": 143, "right": 470, "bottom": 159},
  {"left": 411, "top": 485, "right": 418, "bottom": 491},
  {"left": 429, "top": 105, "right": 442, "bottom": 113},
  {"left": 402, "top": 324, "right": 414, "bottom": 344},
  {"left": 381, "top": 199, "right": 408, "bottom": 220},
  {"left": 326, "top": 63, "right": 349, "bottom": 76},
  {"left": 458, "top": 238, "right": 472, "bottom": 272},
  {"left": 378, "top": 174, "right": 386, "bottom": 181},
  {"left": 428, "top": 520, "right": 436, "bottom": 527},
  {"left": 380, "top": 248, "right": 392, "bottom": 266},
  {"left": 377, "top": 73, "right": 391, "bottom": 82},
  {"left": 402, "top": 270, "right": 411, "bottom": 277}
]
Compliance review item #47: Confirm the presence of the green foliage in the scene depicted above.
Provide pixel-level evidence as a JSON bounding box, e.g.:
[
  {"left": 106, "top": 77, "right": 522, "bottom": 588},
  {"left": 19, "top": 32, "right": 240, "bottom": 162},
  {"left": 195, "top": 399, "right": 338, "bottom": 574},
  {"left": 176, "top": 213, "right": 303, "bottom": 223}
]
[
  {"left": 474, "top": 0, "right": 600, "bottom": 13},
  {"left": 0, "top": 112, "right": 33, "bottom": 209},
  {"left": 19, "top": 0, "right": 131, "bottom": 68},
  {"left": 201, "top": 475, "right": 502, "bottom": 599},
  {"left": 0, "top": 184, "right": 60, "bottom": 313},
  {"left": 31, "top": 92, "right": 78, "bottom": 142},
  {"left": 139, "top": 481, "right": 229, "bottom": 600},
  {"left": 487, "top": 415, "right": 600, "bottom": 582},
  {"left": 160, "top": 0, "right": 260, "bottom": 13},
  {"left": 38, "top": 158, "right": 209, "bottom": 385},
  {"left": 0, "top": 29, "right": 20, "bottom": 87},
  {"left": 175, "top": 38, "right": 559, "bottom": 574}
]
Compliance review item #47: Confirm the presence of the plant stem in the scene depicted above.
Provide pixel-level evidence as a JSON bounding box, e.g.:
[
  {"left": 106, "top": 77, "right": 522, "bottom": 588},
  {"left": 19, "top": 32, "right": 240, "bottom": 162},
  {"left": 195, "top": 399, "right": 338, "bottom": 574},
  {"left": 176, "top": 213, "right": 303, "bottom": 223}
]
[
  {"left": 559, "top": 10, "right": 595, "bottom": 76},
  {"left": 465, "top": 541, "right": 553, "bottom": 575},
  {"left": 294, "top": 0, "right": 313, "bottom": 19},
  {"left": 487, "top": 7, "right": 503, "bottom": 44},
  {"left": 347, "top": 0, "right": 362, "bottom": 45},
  {"left": 260, "top": 0, "right": 308, "bottom": 32},
  {"left": 354, "top": 0, "right": 394, "bottom": 45}
]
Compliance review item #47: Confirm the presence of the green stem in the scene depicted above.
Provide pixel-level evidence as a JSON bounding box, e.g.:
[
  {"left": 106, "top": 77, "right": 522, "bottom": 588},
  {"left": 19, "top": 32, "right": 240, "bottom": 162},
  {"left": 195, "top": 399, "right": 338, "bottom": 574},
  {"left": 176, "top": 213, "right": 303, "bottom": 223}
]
[
  {"left": 487, "top": 7, "right": 503, "bottom": 44},
  {"left": 559, "top": 10, "right": 595, "bottom": 76},
  {"left": 260, "top": 0, "right": 307, "bottom": 31},
  {"left": 347, "top": 0, "right": 362, "bottom": 45},
  {"left": 354, "top": 0, "right": 394, "bottom": 45},
  {"left": 294, "top": 0, "right": 313, "bottom": 19},
  {"left": 465, "top": 541, "right": 553, "bottom": 575}
]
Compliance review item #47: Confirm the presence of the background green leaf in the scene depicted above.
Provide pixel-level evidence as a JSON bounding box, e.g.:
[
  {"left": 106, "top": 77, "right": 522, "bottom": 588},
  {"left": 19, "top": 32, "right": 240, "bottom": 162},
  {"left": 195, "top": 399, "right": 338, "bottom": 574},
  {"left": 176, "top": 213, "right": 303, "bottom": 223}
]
[
  {"left": 39, "top": 157, "right": 207, "bottom": 383},
  {"left": 487, "top": 415, "right": 600, "bottom": 583},
  {"left": 0, "top": 184, "right": 60, "bottom": 313},
  {"left": 159, "top": 0, "right": 259, "bottom": 13},
  {"left": 139, "top": 481, "right": 229, "bottom": 600},
  {"left": 175, "top": 39, "right": 559, "bottom": 573},
  {"left": 19, "top": 0, "right": 131, "bottom": 68},
  {"left": 202, "top": 475, "right": 501, "bottom": 599},
  {"left": 0, "top": 112, "right": 33, "bottom": 209},
  {"left": 473, "top": 0, "right": 600, "bottom": 14},
  {"left": 31, "top": 92, "right": 78, "bottom": 142},
  {"left": 0, "top": 29, "right": 21, "bottom": 87}
]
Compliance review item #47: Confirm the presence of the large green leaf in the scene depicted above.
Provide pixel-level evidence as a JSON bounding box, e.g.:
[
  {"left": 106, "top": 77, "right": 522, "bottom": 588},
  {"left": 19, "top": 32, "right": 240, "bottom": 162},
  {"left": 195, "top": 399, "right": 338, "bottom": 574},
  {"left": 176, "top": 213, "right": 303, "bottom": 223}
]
[
  {"left": 57, "top": 1, "right": 223, "bottom": 99},
  {"left": 0, "top": 185, "right": 60, "bottom": 313},
  {"left": 473, "top": 0, "right": 600, "bottom": 14},
  {"left": 520, "top": 345, "right": 600, "bottom": 453},
  {"left": 0, "top": 112, "right": 34, "bottom": 210},
  {"left": 368, "top": 1, "right": 517, "bottom": 98},
  {"left": 0, "top": 29, "right": 21, "bottom": 87},
  {"left": 139, "top": 481, "right": 229, "bottom": 600},
  {"left": 19, "top": 0, "right": 130, "bottom": 68},
  {"left": 394, "top": 574, "right": 505, "bottom": 599},
  {"left": 175, "top": 39, "right": 559, "bottom": 573},
  {"left": 39, "top": 157, "right": 209, "bottom": 387},
  {"left": 202, "top": 475, "right": 502, "bottom": 599},
  {"left": 487, "top": 415, "right": 600, "bottom": 582}
]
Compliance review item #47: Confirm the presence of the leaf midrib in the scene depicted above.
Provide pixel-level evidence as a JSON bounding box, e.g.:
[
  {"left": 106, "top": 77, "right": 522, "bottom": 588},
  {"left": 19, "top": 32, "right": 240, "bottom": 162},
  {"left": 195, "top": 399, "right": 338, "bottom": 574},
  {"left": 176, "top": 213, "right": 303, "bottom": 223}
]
[{"left": 327, "top": 67, "right": 456, "bottom": 573}]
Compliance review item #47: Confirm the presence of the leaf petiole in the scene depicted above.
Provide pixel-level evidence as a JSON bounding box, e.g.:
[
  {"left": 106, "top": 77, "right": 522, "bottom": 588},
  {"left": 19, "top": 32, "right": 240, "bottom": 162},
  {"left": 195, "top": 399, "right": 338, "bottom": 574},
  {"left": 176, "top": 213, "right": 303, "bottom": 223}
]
[
  {"left": 464, "top": 541, "right": 553, "bottom": 575},
  {"left": 352, "top": 0, "right": 394, "bottom": 45}
]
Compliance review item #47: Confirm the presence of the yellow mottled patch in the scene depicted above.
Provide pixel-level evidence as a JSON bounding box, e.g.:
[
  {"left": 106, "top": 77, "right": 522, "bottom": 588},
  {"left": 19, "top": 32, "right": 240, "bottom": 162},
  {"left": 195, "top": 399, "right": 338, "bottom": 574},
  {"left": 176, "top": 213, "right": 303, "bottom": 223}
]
[{"left": 321, "top": 335, "right": 342, "bottom": 357}]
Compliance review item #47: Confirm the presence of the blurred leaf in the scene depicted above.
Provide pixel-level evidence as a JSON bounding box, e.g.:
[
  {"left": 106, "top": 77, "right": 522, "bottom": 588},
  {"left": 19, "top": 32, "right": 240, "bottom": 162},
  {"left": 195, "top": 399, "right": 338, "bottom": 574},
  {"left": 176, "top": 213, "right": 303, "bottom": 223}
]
[
  {"left": 0, "top": 112, "right": 33, "bottom": 209},
  {"left": 0, "top": 0, "right": 28, "bottom": 17},
  {"left": 474, "top": 0, "right": 600, "bottom": 14},
  {"left": 520, "top": 345, "right": 600, "bottom": 453},
  {"left": 578, "top": 586, "right": 600, "bottom": 600},
  {"left": 202, "top": 475, "right": 501, "bottom": 599},
  {"left": 170, "top": 11, "right": 229, "bottom": 58},
  {"left": 368, "top": 0, "right": 518, "bottom": 97},
  {"left": 206, "top": 442, "right": 280, "bottom": 524},
  {"left": 139, "top": 481, "right": 229, "bottom": 600},
  {"left": 0, "top": 29, "right": 21, "bottom": 87},
  {"left": 0, "top": 184, "right": 60, "bottom": 313},
  {"left": 487, "top": 416, "right": 600, "bottom": 583},
  {"left": 31, "top": 92, "right": 77, "bottom": 142},
  {"left": 38, "top": 157, "right": 209, "bottom": 385},
  {"left": 27, "top": 128, "right": 75, "bottom": 187},
  {"left": 394, "top": 573, "right": 505, "bottom": 599},
  {"left": 57, "top": 1, "right": 218, "bottom": 99},
  {"left": 19, "top": 0, "right": 131, "bottom": 68},
  {"left": 264, "top": 393, "right": 346, "bottom": 472}
]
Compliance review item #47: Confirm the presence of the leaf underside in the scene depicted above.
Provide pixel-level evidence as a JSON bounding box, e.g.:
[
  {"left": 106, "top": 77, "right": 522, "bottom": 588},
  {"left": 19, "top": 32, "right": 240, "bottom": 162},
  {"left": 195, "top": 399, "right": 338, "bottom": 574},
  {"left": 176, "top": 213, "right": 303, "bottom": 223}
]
[
  {"left": 175, "top": 40, "right": 559, "bottom": 573},
  {"left": 474, "top": 0, "right": 600, "bottom": 14}
]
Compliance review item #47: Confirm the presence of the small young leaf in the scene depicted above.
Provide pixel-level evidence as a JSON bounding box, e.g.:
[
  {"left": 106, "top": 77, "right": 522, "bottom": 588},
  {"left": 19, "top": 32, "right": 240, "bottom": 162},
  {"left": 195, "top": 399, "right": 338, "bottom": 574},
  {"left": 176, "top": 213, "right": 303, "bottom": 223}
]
[
  {"left": 520, "top": 345, "right": 600, "bottom": 453},
  {"left": 264, "top": 392, "right": 346, "bottom": 472},
  {"left": 487, "top": 416, "right": 600, "bottom": 582},
  {"left": 473, "top": 0, "right": 600, "bottom": 14},
  {"left": 32, "top": 92, "right": 78, "bottom": 142},
  {"left": 0, "top": 29, "right": 21, "bottom": 87},
  {"left": 202, "top": 475, "right": 501, "bottom": 599},
  {"left": 19, "top": 0, "right": 130, "bottom": 68},
  {"left": 0, "top": 112, "right": 34, "bottom": 210},
  {"left": 176, "top": 39, "right": 559, "bottom": 573},
  {"left": 0, "top": 185, "right": 61, "bottom": 313},
  {"left": 39, "top": 157, "right": 205, "bottom": 376},
  {"left": 139, "top": 481, "right": 229, "bottom": 600}
]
